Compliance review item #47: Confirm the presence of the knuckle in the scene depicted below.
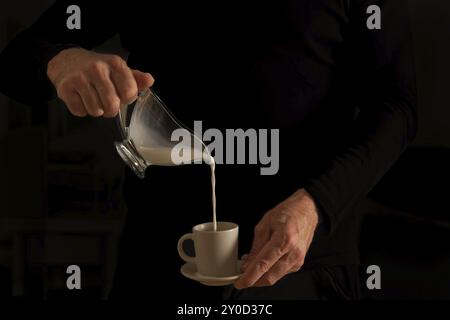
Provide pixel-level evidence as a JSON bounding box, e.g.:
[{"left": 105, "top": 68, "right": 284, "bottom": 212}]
[
  {"left": 282, "top": 233, "right": 296, "bottom": 249},
  {"left": 108, "top": 55, "right": 125, "bottom": 68},
  {"left": 256, "top": 260, "right": 270, "bottom": 273},
  {"left": 276, "top": 234, "right": 294, "bottom": 255},
  {"left": 91, "top": 61, "right": 105, "bottom": 74},
  {"left": 276, "top": 245, "right": 285, "bottom": 257}
]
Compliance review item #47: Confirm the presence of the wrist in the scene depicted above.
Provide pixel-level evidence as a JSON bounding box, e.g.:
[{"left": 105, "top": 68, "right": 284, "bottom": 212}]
[{"left": 291, "top": 189, "right": 320, "bottom": 225}]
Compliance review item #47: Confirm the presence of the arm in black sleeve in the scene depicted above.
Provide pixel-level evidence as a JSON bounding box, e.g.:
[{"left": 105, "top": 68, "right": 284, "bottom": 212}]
[
  {"left": 0, "top": 0, "right": 118, "bottom": 105},
  {"left": 304, "top": 0, "right": 417, "bottom": 231}
]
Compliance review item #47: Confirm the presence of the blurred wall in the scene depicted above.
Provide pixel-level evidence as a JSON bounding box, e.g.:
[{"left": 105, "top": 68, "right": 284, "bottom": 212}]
[{"left": 410, "top": 0, "right": 450, "bottom": 148}]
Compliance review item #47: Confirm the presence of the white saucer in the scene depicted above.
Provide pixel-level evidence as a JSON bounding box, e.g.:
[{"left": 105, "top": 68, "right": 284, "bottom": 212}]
[{"left": 181, "top": 260, "right": 242, "bottom": 286}]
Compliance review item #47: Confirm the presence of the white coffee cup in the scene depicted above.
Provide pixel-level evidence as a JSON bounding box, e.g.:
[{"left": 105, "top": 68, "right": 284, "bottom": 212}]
[{"left": 177, "top": 222, "right": 239, "bottom": 277}]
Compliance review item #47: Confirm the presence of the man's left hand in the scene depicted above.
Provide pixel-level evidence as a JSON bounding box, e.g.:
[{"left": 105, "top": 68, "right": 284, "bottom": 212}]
[{"left": 234, "top": 188, "right": 319, "bottom": 289}]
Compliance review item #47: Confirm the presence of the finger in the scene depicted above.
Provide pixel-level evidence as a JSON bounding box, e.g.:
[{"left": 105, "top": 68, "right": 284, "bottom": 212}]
[
  {"left": 243, "top": 223, "right": 270, "bottom": 270},
  {"left": 253, "top": 258, "right": 291, "bottom": 287},
  {"left": 65, "top": 90, "right": 87, "bottom": 117},
  {"left": 92, "top": 72, "right": 121, "bottom": 118},
  {"left": 109, "top": 57, "right": 138, "bottom": 103},
  {"left": 131, "top": 69, "right": 155, "bottom": 91},
  {"left": 240, "top": 254, "right": 249, "bottom": 272},
  {"left": 235, "top": 231, "right": 289, "bottom": 289},
  {"left": 77, "top": 83, "right": 104, "bottom": 117},
  {"left": 254, "top": 251, "right": 303, "bottom": 287}
]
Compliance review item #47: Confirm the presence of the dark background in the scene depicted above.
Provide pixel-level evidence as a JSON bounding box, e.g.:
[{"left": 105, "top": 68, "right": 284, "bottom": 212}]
[{"left": 0, "top": 0, "right": 449, "bottom": 299}]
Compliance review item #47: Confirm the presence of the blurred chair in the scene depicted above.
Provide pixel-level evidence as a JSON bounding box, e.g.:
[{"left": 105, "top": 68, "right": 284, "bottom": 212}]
[{"left": 0, "top": 125, "right": 125, "bottom": 298}]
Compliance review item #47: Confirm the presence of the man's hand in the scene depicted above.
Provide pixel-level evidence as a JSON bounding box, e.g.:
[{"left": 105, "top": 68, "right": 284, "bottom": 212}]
[
  {"left": 234, "top": 189, "right": 319, "bottom": 289},
  {"left": 47, "top": 48, "right": 154, "bottom": 118}
]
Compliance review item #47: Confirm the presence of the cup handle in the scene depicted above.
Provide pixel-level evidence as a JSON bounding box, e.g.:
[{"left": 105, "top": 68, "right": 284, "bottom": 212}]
[{"left": 177, "top": 233, "right": 196, "bottom": 263}]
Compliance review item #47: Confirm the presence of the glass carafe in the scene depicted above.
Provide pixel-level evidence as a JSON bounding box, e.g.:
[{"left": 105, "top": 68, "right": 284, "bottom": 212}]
[{"left": 115, "top": 88, "right": 209, "bottom": 178}]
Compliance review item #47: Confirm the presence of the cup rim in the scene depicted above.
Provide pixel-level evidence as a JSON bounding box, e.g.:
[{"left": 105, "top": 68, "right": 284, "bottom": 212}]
[{"left": 193, "top": 221, "right": 238, "bottom": 233}]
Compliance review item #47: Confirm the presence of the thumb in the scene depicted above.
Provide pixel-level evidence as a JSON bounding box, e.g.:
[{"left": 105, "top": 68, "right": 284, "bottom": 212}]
[{"left": 131, "top": 69, "right": 155, "bottom": 91}]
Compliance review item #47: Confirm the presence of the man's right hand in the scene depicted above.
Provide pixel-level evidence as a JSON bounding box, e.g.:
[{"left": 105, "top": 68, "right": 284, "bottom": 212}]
[{"left": 47, "top": 48, "right": 154, "bottom": 117}]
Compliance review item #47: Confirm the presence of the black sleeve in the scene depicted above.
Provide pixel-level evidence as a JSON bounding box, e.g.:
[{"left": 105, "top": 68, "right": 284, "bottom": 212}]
[
  {"left": 0, "top": 0, "right": 118, "bottom": 105},
  {"left": 304, "top": 0, "right": 417, "bottom": 231}
]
